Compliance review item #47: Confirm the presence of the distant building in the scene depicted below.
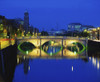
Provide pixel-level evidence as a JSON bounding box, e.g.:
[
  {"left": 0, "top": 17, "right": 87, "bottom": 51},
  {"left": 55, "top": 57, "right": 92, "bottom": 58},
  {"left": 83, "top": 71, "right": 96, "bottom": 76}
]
[
  {"left": 81, "top": 25, "right": 95, "bottom": 31},
  {"left": 14, "top": 18, "right": 24, "bottom": 25},
  {"left": 48, "top": 29, "right": 56, "bottom": 36},
  {"left": 48, "top": 29, "right": 66, "bottom": 36},
  {"left": 68, "top": 23, "right": 82, "bottom": 32},
  {"left": 24, "top": 11, "right": 29, "bottom": 33}
]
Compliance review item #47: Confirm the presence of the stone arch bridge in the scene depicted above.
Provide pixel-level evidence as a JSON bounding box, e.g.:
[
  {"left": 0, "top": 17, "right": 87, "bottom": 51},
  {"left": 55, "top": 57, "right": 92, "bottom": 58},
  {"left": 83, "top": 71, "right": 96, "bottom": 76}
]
[{"left": 16, "top": 36, "right": 88, "bottom": 48}]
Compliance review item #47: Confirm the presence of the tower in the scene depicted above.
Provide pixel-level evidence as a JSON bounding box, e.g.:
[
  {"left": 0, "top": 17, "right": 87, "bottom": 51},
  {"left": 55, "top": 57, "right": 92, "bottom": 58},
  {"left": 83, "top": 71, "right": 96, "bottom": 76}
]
[{"left": 24, "top": 10, "right": 29, "bottom": 34}]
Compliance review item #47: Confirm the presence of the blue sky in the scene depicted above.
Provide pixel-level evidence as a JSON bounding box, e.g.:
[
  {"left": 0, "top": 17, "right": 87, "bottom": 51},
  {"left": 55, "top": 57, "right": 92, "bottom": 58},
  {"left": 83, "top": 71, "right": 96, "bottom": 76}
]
[{"left": 0, "top": 0, "right": 100, "bottom": 31}]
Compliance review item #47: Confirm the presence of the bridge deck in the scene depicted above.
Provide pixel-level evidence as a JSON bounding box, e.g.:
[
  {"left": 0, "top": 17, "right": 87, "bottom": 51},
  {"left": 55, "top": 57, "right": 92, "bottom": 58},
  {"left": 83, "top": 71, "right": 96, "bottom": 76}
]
[{"left": 17, "top": 36, "right": 86, "bottom": 40}]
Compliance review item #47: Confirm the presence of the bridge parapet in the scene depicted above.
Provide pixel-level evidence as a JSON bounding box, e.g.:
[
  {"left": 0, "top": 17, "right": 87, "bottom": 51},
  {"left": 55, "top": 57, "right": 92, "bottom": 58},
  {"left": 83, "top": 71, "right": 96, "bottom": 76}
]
[
  {"left": 16, "top": 36, "right": 88, "bottom": 48},
  {"left": 16, "top": 36, "right": 87, "bottom": 40}
]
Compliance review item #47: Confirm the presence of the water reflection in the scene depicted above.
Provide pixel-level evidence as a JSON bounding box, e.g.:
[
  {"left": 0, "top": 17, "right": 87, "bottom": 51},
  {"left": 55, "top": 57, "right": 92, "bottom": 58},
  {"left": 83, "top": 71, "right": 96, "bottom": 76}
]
[
  {"left": 41, "top": 40, "right": 62, "bottom": 56},
  {"left": 88, "top": 56, "right": 100, "bottom": 70},
  {"left": 0, "top": 44, "right": 17, "bottom": 82},
  {"left": 18, "top": 42, "right": 36, "bottom": 54},
  {"left": 67, "top": 42, "right": 85, "bottom": 54},
  {"left": 18, "top": 41, "right": 86, "bottom": 57},
  {"left": 18, "top": 41, "right": 86, "bottom": 58},
  {"left": 0, "top": 43, "right": 100, "bottom": 82},
  {"left": 18, "top": 48, "right": 86, "bottom": 58}
]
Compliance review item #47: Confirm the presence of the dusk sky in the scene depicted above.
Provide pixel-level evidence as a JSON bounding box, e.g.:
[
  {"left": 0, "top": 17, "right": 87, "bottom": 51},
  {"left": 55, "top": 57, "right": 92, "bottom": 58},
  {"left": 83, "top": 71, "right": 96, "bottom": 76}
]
[{"left": 0, "top": 0, "right": 100, "bottom": 31}]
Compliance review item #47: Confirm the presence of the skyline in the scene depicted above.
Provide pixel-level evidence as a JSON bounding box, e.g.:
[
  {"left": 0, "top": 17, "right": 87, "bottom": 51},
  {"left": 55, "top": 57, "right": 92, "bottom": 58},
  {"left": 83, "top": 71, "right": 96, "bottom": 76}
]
[{"left": 0, "top": 0, "right": 100, "bottom": 31}]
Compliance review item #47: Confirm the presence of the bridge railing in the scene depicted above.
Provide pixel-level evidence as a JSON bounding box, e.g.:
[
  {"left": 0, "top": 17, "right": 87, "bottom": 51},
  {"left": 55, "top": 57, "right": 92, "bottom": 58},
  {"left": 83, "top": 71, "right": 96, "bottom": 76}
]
[{"left": 16, "top": 36, "right": 87, "bottom": 40}]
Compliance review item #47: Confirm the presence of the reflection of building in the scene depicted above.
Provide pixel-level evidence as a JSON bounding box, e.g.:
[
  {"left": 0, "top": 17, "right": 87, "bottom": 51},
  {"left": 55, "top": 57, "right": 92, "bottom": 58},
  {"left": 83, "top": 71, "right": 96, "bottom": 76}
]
[
  {"left": 23, "top": 59, "right": 29, "bottom": 74},
  {"left": 68, "top": 23, "right": 82, "bottom": 32},
  {"left": 17, "top": 57, "right": 30, "bottom": 74},
  {"left": 24, "top": 11, "right": 29, "bottom": 33}
]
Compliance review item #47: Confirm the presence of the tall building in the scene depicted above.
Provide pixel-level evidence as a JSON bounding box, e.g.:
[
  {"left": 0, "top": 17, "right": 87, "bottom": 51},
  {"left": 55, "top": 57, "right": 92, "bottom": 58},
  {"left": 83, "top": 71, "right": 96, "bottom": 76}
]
[{"left": 24, "top": 11, "right": 29, "bottom": 33}]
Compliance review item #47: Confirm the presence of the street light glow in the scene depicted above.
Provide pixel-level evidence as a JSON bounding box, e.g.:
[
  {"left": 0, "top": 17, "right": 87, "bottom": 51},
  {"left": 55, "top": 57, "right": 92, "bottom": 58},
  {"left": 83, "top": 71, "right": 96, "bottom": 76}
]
[{"left": 97, "top": 27, "right": 100, "bottom": 30}]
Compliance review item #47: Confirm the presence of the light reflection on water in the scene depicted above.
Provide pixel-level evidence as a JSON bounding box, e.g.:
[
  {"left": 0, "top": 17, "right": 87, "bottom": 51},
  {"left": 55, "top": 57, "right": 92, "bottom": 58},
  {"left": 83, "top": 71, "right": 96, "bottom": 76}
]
[
  {"left": 14, "top": 56, "right": 100, "bottom": 82},
  {"left": 17, "top": 42, "right": 86, "bottom": 58},
  {"left": 14, "top": 45, "right": 100, "bottom": 82},
  {"left": 0, "top": 44, "right": 100, "bottom": 82},
  {"left": 18, "top": 41, "right": 86, "bottom": 57}
]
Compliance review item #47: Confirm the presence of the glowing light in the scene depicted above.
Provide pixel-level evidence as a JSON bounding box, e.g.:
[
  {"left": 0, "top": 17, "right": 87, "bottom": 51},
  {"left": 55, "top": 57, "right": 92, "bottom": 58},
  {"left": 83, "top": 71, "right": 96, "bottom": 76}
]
[
  {"left": 51, "top": 41, "right": 54, "bottom": 45},
  {"left": 17, "top": 58, "right": 19, "bottom": 64},
  {"left": 28, "top": 66, "right": 30, "bottom": 71},
  {"left": 23, "top": 56, "right": 25, "bottom": 59},
  {"left": 89, "top": 57, "right": 91, "bottom": 60},
  {"left": 74, "top": 51, "right": 76, "bottom": 55},
  {"left": 50, "top": 52, "right": 53, "bottom": 56},
  {"left": 84, "top": 29, "right": 87, "bottom": 32},
  {"left": 92, "top": 57, "right": 96, "bottom": 66},
  {"left": 94, "top": 58, "right": 96, "bottom": 66},
  {"left": 87, "top": 31, "right": 91, "bottom": 33},
  {"left": 92, "top": 56, "right": 94, "bottom": 61},
  {"left": 28, "top": 31, "right": 30, "bottom": 33},
  {"left": 72, "top": 66, "right": 73, "bottom": 71},
  {"left": 17, "top": 29, "right": 19, "bottom": 31},
  {"left": 15, "top": 34, "right": 17, "bottom": 37},
  {"left": 93, "top": 28, "right": 96, "bottom": 31},
  {"left": 97, "top": 27, "right": 100, "bottom": 30},
  {"left": 97, "top": 62, "right": 99, "bottom": 69},
  {"left": 26, "top": 51, "right": 29, "bottom": 54}
]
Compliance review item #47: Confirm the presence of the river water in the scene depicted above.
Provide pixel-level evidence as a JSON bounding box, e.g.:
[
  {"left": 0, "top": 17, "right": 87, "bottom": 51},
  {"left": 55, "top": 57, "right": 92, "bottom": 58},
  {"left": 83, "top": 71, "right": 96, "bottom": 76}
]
[{"left": 0, "top": 42, "right": 100, "bottom": 82}]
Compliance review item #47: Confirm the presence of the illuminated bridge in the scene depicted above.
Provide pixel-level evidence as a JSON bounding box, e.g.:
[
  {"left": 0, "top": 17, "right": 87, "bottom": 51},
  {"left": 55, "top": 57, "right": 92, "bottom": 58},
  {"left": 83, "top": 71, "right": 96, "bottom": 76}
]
[
  {"left": 17, "top": 36, "right": 88, "bottom": 47},
  {"left": 16, "top": 36, "right": 88, "bottom": 58}
]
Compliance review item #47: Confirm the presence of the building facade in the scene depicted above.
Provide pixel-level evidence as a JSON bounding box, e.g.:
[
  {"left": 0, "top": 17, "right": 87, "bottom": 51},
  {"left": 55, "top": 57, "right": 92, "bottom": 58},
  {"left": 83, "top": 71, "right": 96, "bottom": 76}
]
[
  {"left": 68, "top": 23, "right": 82, "bottom": 32},
  {"left": 81, "top": 25, "right": 95, "bottom": 32}
]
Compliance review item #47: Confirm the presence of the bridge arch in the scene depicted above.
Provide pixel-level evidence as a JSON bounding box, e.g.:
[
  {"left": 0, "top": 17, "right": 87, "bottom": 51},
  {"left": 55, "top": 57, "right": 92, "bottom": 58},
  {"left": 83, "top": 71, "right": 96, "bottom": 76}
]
[{"left": 17, "top": 38, "right": 87, "bottom": 48}]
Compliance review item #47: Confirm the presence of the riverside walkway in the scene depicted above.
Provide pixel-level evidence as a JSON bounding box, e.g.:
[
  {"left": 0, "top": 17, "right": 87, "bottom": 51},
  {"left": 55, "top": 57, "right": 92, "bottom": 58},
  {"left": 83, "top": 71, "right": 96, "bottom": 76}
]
[{"left": 0, "top": 39, "right": 15, "bottom": 50}]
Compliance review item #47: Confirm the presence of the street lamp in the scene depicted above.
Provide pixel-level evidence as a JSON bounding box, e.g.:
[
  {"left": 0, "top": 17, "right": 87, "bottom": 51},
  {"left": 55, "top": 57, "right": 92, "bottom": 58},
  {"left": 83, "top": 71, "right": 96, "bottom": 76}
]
[{"left": 84, "top": 29, "right": 87, "bottom": 32}]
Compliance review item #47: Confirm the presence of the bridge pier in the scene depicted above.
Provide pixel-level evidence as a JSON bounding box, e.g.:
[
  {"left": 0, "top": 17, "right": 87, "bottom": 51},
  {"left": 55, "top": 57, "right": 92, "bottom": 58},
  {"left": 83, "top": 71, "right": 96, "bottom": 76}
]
[
  {"left": 40, "top": 39, "right": 41, "bottom": 57},
  {"left": 62, "top": 39, "right": 63, "bottom": 56},
  {"left": 85, "top": 38, "right": 88, "bottom": 57}
]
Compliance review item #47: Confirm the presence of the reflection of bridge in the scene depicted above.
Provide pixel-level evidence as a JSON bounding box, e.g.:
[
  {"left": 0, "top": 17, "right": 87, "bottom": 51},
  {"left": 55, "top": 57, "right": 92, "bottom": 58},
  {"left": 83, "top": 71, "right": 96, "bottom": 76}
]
[
  {"left": 17, "top": 48, "right": 87, "bottom": 59},
  {"left": 17, "top": 36, "right": 88, "bottom": 47}
]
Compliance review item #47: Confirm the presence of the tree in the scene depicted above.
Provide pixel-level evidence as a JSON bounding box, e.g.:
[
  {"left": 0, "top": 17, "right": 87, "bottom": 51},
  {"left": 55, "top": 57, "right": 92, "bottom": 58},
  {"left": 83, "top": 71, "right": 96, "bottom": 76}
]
[
  {"left": 41, "top": 31, "right": 49, "bottom": 36},
  {"left": 0, "top": 24, "right": 4, "bottom": 31}
]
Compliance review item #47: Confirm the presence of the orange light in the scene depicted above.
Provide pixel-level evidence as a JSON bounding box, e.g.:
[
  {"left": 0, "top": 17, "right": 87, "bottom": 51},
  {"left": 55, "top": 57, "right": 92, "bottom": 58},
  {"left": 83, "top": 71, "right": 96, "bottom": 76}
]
[{"left": 15, "top": 34, "right": 17, "bottom": 37}]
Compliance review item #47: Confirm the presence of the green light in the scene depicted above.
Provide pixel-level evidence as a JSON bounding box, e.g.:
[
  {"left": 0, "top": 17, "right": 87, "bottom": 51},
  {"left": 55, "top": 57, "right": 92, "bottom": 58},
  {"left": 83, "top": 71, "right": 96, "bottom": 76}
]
[
  {"left": 50, "top": 52, "right": 53, "bottom": 56},
  {"left": 74, "top": 51, "right": 76, "bottom": 55},
  {"left": 18, "top": 42, "right": 34, "bottom": 54},
  {"left": 72, "top": 42, "right": 86, "bottom": 54},
  {"left": 26, "top": 51, "right": 29, "bottom": 54}
]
